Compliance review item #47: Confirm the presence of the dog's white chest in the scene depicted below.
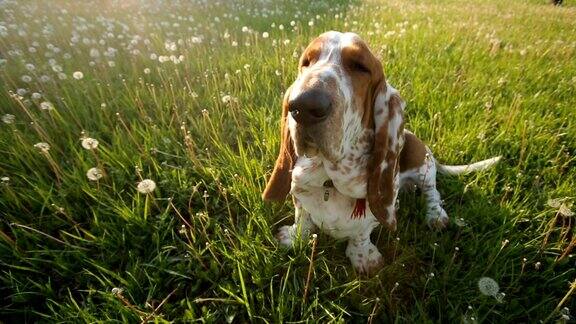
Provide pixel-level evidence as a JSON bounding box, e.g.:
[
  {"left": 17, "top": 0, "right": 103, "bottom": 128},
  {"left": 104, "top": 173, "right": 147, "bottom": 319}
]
[{"left": 291, "top": 157, "right": 379, "bottom": 240}]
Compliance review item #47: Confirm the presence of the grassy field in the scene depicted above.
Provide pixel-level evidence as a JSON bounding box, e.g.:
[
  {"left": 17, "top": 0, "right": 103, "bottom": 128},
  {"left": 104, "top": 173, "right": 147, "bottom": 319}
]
[{"left": 1, "top": 0, "right": 575, "bottom": 322}]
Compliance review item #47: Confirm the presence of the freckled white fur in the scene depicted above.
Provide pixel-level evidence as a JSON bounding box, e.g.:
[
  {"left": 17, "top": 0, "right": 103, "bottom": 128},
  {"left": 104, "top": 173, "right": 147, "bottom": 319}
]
[
  {"left": 290, "top": 156, "right": 380, "bottom": 241},
  {"left": 282, "top": 141, "right": 455, "bottom": 273}
]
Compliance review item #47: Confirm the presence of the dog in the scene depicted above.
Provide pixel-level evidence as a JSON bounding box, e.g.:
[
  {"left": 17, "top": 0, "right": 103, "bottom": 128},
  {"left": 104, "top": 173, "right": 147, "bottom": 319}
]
[{"left": 262, "top": 31, "right": 501, "bottom": 274}]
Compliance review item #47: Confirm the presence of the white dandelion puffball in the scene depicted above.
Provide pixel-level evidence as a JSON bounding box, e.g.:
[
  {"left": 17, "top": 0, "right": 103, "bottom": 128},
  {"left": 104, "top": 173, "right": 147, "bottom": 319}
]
[
  {"left": 81, "top": 137, "right": 99, "bottom": 150},
  {"left": 478, "top": 277, "right": 499, "bottom": 296},
  {"left": 40, "top": 101, "right": 54, "bottom": 110},
  {"left": 73, "top": 71, "right": 84, "bottom": 80},
  {"left": 2, "top": 114, "right": 15, "bottom": 124},
  {"left": 137, "top": 179, "right": 156, "bottom": 194},
  {"left": 34, "top": 142, "right": 50, "bottom": 152},
  {"left": 86, "top": 167, "right": 103, "bottom": 181}
]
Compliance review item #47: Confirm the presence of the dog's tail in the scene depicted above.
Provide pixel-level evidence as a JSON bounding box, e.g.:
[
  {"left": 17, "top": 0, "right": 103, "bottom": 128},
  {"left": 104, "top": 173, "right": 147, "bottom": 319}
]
[{"left": 436, "top": 156, "right": 502, "bottom": 176}]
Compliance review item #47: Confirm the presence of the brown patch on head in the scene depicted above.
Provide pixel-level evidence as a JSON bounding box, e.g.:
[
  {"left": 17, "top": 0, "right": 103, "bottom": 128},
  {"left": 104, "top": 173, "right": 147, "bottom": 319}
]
[
  {"left": 298, "top": 36, "right": 325, "bottom": 70},
  {"left": 339, "top": 36, "right": 385, "bottom": 129},
  {"left": 400, "top": 132, "right": 427, "bottom": 172}
]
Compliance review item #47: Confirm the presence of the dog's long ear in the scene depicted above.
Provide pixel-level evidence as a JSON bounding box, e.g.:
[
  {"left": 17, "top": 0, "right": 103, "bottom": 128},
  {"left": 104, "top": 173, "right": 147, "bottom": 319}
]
[
  {"left": 366, "top": 82, "right": 405, "bottom": 230},
  {"left": 262, "top": 86, "right": 297, "bottom": 201}
]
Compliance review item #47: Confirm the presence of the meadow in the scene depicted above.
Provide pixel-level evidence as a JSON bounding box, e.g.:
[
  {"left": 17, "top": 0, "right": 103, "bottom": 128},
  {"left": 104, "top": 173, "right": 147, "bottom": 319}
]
[{"left": 1, "top": 0, "right": 575, "bottom": 322}]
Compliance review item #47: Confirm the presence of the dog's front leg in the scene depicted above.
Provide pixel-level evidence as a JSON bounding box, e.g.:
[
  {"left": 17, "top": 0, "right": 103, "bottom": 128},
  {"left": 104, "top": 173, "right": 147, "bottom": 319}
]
[
  {"left": 277, "top": 197, "right": 316, "bottom": 247},
  {"left": 345, "top": 228, "right": 383, "bottom": 275}
]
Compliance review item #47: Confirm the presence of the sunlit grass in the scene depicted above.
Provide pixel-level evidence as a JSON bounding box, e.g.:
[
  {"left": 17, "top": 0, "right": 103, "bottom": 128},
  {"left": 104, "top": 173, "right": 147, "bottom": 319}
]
[{"left": 1, "top": 0, "right": 575, "bottom": 322}]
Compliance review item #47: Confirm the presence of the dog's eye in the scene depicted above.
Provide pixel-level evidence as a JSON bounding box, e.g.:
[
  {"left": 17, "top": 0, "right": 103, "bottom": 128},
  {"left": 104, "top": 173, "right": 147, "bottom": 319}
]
[
  {"left": 352, "top": 61, "right": 370, "bottom": 74},
  {"left": 302, "top": 59, "right": 311, "bottom": 68}
]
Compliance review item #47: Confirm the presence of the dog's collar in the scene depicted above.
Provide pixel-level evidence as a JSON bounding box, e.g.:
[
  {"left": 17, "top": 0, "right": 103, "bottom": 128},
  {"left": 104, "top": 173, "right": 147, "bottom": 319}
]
[{"left": 322, "top": 180, "right": 366, "bottom": 219}]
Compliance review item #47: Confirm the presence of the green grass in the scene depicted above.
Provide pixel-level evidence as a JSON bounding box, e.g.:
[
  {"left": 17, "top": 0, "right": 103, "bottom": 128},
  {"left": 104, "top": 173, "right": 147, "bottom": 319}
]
[{"left": 1, "top": 0, "right": 575, "bottom": 322}]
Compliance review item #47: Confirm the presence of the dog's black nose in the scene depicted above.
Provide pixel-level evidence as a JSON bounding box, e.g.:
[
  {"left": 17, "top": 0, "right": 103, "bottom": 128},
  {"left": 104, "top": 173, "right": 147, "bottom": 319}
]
[{"left": 288, "top": 89, "right": 331, "bottom": 125}]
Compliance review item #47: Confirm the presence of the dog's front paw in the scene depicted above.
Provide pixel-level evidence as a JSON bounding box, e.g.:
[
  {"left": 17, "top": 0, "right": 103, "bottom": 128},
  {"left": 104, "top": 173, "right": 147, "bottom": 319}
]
[
  {"left": 346, "top": 241, "right": 383, "bottom": 276},
  {"left": 276, "top": 225, "right": 295, "bottom": 247},
  {"left": 426, "top": 205, "right": 449, "bottom": 229}
]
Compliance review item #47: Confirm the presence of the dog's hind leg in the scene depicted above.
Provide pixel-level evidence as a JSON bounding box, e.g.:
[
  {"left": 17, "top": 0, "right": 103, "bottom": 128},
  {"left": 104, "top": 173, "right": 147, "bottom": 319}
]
[{"left": 417, "top": 150, "right": 449, "bottom": 229}]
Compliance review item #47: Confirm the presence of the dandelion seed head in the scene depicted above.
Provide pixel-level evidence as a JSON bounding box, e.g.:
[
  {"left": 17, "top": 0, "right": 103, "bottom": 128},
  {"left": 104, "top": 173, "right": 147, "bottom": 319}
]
[
  {"left": 137, "top": 179, "right": 156, "bottom": 194},
  {"left": 34, "top": 142, "right": 50, "bottom": 153},
  {"left": 86, "top": 167, "right": 103, "bottom": 181},
  {"left": 559, "top": 203, "right": 574, "bottom": 217},
  {"left": 2, "top": 114, "right": 15, "bottom": 124},
  {"left": 478, "top": 277, "right": 499, "bottom": 296},
  {"left": 73, "top": 71, "right": 84, "bottom": 80},
  {"left": 455, "top": 217, "right": 467, "bottom": 227},
  {"left": 111, "top": 287, "right": 123, "bottom": 295},
  {"left": 81, "top": 137, "right": 99, "bottom": 150},
  {"left": 40, "top": 101, "right": 54, "bottom": 110}
]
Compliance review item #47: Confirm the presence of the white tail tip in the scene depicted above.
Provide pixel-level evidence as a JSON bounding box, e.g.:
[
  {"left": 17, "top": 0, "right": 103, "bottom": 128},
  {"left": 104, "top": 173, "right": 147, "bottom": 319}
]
[{"left": 437, "top": 156, "right": 502, "bottom": 176}]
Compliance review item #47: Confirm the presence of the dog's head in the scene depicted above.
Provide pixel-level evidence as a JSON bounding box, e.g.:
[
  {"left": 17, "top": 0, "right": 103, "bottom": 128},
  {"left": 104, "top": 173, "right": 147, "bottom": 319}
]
[
  {"left": 263, "top": 32, "right": 405, "bottom": 226},
  {"left": 287, "top": 31, "right": 386, "bottom": 161}
]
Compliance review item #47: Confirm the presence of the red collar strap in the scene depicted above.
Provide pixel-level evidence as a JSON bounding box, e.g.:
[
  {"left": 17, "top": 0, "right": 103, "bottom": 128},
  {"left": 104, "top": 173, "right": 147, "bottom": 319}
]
[{"left": 351, "top": 199, "right": 366, "bottom": 219}]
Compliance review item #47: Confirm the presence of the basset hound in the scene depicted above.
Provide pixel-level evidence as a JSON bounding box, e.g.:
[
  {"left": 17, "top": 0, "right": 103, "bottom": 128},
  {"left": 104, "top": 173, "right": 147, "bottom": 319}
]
[{"left": 263, "top": 31, "right": 501, "bottom": 274}]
